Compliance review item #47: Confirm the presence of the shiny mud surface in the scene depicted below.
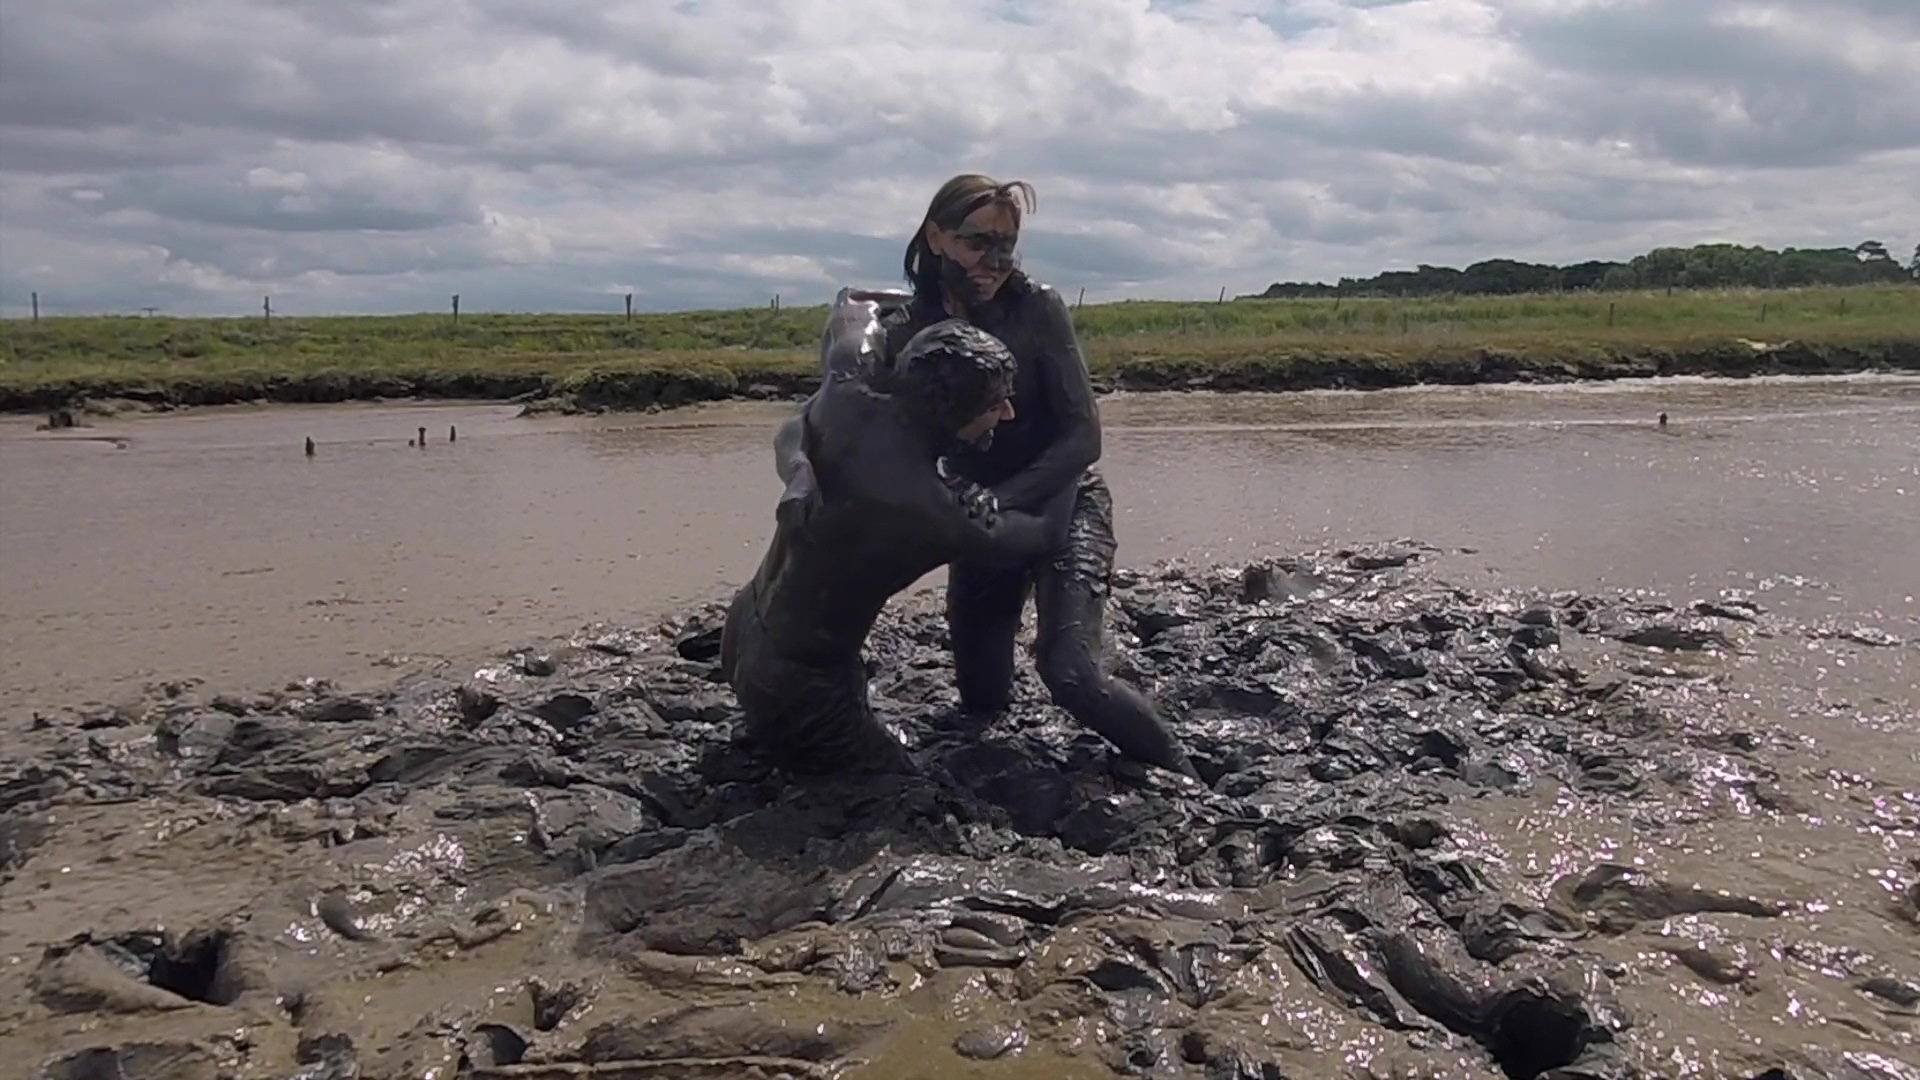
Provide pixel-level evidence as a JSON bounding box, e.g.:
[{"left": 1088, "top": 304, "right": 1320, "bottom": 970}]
[{"left": 1, "top": 377, "right": 1918, "bottom": 1079}]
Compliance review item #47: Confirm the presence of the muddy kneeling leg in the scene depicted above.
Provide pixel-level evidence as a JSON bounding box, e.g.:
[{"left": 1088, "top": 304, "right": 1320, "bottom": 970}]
[
  {"left": 725, "top": 607, "right": 912, "bottom": 775},
  {"left": 718, "top": 584, "right": 753, "bottom": 686},
  {"left": 1032, "top": 472, "right": 1195, "bottom": 777}
]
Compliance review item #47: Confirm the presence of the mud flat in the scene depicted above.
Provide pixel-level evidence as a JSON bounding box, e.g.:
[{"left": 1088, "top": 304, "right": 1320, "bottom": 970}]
[{"left": 4, "top": 543, "right": 1916, "bottom": 1079}]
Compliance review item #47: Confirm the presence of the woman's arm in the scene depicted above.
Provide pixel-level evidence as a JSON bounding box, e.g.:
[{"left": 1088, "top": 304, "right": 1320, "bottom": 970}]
[{"left": 990, "top": 285, "right": 1102, "bottom": 510}]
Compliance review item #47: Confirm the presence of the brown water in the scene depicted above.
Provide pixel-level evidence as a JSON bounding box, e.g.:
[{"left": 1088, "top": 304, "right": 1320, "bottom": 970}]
[
  {"left": 4, "top": 376, "right": 1917, "bottom": 714},
  {"left": 3, "top": 378, "right": 1919, "bottom": 1078}
]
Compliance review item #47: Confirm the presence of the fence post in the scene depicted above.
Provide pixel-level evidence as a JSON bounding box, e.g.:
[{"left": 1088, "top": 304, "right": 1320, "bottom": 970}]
[
  {"left": 30, "top": 292, "right": 38, "bottom": 321},
  {"left": 264, "top": 296, "right": 272, "bottom": 323},
  {"left": 1217, "top": 286, "right": 1226, "bottom": 303},
  {"left": 452, "top": 294, "right": 460, "bottom": 323},
  {"left": 1076, "top": 287, "right": 1085, "bottom": 309},
  {"left": 1760, "top": 302, "right": 1768, "bottom": 323},
  {"left": 625, "top": 293, "right": 633, "bottom": 321},
  {"left": 1607, "top": 302, "right": 1615, "bottom": 327}
]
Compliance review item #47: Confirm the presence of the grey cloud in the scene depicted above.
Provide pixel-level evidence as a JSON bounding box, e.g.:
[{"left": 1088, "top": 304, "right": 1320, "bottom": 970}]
[
  {"left": 0, "top": 8, "right": 478, "bottom": 148},
  {"left": 0, "top": 124, "right": 250, "bottom": 176},
  {"left": 1499, "top": 2, "right": 1920, "bottom": 168},
  {"left": 78, "top": 166, "right": 483, "bottom": 234},
  {"left": 662, "top": 225, "right": 908, "bottom": 288},
  {"left": 466, "top": 0, "right": 775, "bottom": 80},
  {"left": 1023, "top": 229, "right": 1209, "bottom": 287},
  {"left": 2, "top": 0, "right": 1916, "bottom": 317},
  {"left": 1235, "top": 93, "right": 1511, "bottom": 167}
]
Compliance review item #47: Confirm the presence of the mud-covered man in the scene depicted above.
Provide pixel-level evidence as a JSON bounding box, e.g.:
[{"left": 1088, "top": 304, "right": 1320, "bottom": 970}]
[{"left": 719, "top": 298, "right": 1062, "bottom": 775}]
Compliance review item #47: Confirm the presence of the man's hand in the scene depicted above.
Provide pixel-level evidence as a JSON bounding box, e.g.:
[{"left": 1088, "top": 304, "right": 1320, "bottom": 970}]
[{"left": 776, "top": 462, "right": 824, "bottom": 531}]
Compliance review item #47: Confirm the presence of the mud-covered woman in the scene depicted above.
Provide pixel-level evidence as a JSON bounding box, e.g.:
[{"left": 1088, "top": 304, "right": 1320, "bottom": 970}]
[{"left": 873, "top": 174, "right": 1195, "bottom": 778}]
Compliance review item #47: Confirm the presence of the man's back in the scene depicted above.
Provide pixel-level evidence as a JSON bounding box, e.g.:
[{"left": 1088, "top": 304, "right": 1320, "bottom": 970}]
[{"left": 743, "top": 381, "right": 962, "bottom": 665}]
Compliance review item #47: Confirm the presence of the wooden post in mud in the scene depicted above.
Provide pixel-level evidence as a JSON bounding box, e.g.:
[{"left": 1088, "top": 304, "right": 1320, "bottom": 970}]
[
  {"left": 449, "top": 425, "right": 457, "bottom": 443},
  {"left": 625, "top": 294, "right": 633, "bottom": 321},
  {"left": 263, "top": 296, "right": 272, "bottom": 323},
  {"left": 452, "top": 294, "right": 460, "bottom": 323},
  {"left": 30, "top": 292, "right": 38, "bottom": 321},
  {"left": 305, "top": 437, "right": 315, "bottom": 457},
  {"left": 417, "top": 426, "right": 426, "bottom": 447}
]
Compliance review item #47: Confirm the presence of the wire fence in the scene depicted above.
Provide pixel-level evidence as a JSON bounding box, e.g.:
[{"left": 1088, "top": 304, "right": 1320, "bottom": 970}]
[{"left": 6, "top": 283, "right": 1916, "bottom": 350}]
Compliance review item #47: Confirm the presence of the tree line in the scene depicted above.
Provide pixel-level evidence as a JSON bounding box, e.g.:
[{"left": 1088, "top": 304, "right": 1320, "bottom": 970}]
[{"left": 1248, "top": 241, "right": 1920, "bottom": 299}]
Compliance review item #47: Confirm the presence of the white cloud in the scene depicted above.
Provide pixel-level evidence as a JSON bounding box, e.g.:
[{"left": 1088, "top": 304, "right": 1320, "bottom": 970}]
[{"left": 0, "top": 0, "right": 1915, "bottom": 317}]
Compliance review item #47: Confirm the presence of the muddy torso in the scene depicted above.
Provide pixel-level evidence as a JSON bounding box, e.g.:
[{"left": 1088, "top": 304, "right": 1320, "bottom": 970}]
[{"left": 741, "top": 382, "right": 962, "bottom": 665}]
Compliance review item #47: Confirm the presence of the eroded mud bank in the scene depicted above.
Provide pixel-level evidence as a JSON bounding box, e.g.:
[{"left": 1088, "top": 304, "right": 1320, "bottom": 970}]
[{"left": 4, "top": 545, "right": 1916, "bottom": 1080}]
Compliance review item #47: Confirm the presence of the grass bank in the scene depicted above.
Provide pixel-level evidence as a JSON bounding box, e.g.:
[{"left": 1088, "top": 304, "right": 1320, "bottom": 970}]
[{"left": 3, "top": 284, "right": 1915, "bottom": 414}]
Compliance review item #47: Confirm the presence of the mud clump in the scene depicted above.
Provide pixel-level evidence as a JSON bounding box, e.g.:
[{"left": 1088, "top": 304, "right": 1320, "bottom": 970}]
[{"left": 2, "top": 543, "right": 1911, "bottom": 1079}]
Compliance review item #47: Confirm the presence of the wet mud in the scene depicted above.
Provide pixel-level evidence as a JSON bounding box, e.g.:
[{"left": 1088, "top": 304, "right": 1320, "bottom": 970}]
[{"left": 5, "top": 544, "right": 1916, "bottom": 1079}]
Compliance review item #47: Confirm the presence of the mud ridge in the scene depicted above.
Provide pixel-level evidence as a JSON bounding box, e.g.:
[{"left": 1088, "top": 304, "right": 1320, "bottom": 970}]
[{"left": 4, "top": 543, "right": 1916, "bottom": 1079}]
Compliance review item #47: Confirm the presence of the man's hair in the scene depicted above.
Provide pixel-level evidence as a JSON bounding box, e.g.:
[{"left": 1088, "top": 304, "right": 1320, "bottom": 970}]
[{"left": 892, "top": 319, "right": 1016, "bottom": 435}]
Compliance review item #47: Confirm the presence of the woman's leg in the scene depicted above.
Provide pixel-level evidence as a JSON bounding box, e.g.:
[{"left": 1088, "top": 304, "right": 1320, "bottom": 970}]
[
  {"left": 944, "top": 558, "right": 1033, "bottom": 714},
  {"left": 1031, "top": 472, "right": 1195, "bottom": 776}
]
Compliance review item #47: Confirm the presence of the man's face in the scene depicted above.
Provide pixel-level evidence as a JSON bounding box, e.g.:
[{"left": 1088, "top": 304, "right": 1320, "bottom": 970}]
[{"left": 955, "top": 395, "right": 1016, "bottom": 444}]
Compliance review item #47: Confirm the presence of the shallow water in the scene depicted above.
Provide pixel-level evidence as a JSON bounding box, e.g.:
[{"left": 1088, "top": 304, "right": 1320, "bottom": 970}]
[{"left": 3, "top": 375, "right": 1916, "bottom": 712}]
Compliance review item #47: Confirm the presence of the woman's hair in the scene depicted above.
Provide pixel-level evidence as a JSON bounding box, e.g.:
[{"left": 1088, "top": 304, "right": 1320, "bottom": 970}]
[{"left": 902, "top": 174, "right": 1038, "bottom": 298}]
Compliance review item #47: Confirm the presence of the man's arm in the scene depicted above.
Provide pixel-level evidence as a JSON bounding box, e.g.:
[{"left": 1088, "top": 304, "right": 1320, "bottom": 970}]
[
  {"left": 772, "top": 405, "right": 823, "bottom": 530},
  {"left": 773, "top": 410, "right": 809, "bottom": 484},
  {"left": 820, "top": 287, "right": 912, "bottom": 384},
  {"left": 990, "top": 286, "right": 1102, "bottom": 510},
  {"left": 925, "top": 467, "right": 1062, "bottom": 567}
]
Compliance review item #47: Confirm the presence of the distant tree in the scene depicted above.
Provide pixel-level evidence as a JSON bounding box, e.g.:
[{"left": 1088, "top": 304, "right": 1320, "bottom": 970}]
[
  {"left": 1600, "top": 265, "right": 1639, "bottom": 291},
  {"left": 1246, "top": 239, "right": 1920, "bottom": 299}
]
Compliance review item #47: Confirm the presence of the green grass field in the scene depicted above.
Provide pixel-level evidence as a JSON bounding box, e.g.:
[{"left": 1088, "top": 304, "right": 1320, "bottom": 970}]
[{"left": 3, "top": 284, "right": 1916, "bottom": 412}]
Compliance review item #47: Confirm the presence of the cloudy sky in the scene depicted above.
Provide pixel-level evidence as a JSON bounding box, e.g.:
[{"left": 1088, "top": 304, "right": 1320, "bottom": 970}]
[{"left": 2, "top": 0, "right": 1915, "bottom": 318}]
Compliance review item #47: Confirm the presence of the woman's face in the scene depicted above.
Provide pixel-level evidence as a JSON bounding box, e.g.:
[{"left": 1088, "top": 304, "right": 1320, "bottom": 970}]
[{"left": 928, "top": 201, "right": 1019, "bottom": 305}]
